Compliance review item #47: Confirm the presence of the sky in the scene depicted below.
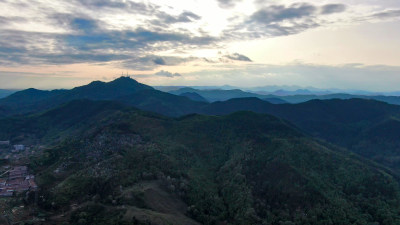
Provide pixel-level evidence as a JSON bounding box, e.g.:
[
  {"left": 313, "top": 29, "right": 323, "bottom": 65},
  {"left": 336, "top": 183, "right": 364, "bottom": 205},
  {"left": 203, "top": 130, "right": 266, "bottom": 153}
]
[{"left": 0, "top": 0, "right": 399, "bottom": 91}]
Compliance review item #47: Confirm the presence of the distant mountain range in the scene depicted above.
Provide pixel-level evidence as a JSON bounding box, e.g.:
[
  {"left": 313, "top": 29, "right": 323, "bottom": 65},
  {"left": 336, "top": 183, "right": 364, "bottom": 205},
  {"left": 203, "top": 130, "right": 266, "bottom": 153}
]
[
  {"left": 169, "top": 87, "right": 400, "bottom": 105},
  {"left": 156, "top": 85, "right": 400, "bottom": 96},
  {"left": 178, "top": 92, "right": 209, "bottom": 102},
  {"left": 0, "top": 89, "right": 18, "bottom": 99},
  {"left": 170, "top": 87, "right": 265, "bottom": 102}
]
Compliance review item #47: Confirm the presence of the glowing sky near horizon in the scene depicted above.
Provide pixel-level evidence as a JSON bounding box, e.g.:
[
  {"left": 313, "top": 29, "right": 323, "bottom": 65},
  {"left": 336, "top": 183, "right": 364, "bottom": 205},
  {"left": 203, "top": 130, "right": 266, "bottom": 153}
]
[{"left": 0, "top": 0, "right": 399, "bottom": 91}]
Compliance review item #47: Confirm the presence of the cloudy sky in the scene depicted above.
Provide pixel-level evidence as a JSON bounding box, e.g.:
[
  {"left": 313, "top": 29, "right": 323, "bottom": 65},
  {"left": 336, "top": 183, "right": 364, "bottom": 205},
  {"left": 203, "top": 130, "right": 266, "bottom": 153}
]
[{"left": 0, "top": 0, "right": 399, "bottom": 91}]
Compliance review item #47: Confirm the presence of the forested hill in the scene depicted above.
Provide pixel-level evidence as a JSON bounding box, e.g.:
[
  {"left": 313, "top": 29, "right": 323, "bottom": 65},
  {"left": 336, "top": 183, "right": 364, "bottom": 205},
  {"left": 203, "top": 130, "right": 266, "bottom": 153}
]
[
  {"left": 3, "top": 77, "right": 400, "bottom": 175},
  {"left": 169, "top": 87, "right": 400, "bottom": 105},
  {"left": 0, "top": 77, "right": 206, "bottom": 117},
  {"left": 201, "top": 97, "right": 400, "bottom": 173},
  {"left": 6, "top": 100, "right": 400, "bottom": 225},
  {"left": 3, "top": 77, "right": 400, "bottom": 119},
  {"left": 0, "top": 99, "right": 131, "bottom": 144},
  {"left": 0, "top": 89, "right": 18, "bottom": 99}
]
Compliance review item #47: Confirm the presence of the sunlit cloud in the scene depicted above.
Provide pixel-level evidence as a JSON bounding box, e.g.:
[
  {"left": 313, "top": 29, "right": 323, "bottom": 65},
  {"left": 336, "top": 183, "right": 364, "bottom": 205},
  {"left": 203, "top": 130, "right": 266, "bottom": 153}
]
[{"left": 0, "top": 0, "right": 399, "bottom": 90}]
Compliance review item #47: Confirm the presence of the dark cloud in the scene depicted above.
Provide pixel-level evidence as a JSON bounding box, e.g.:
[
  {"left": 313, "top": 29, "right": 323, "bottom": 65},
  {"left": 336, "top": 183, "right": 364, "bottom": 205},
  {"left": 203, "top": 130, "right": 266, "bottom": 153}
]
[
  {"left": 153, "top": 57, "right": 166, "bottom": 65},
  {"left": 264, "top": 21, "right": 320, "bottom": 36},
  {"left": 0, "top": 0, "right": 354, "bottom": 70},
  {"left": 73, "top": 0, "right": 159, "bottom": 15},
  {"left": 39, "top": 15, "right": 218, "bottom": 63},
  {"left": 0, "top": 19, "right": 217, "bottom": 67},
  {"left": 224, "top": 53, "right": 252, "bottom": 62},
  {"left": 0, "top": 16, "right": 27, "bottom": 25},
  {"left": 225, "top": 16, "right": 320, "bottom": 40},
  {"left": 122, "top": 55, "right": 199, "bottom": 70},
  {"left": 371, "top": 10, "right": 400, "bottom": 19},
  {"left": 321, "top": 4, "right": 346, "bottom": 15},
  {"left": 39, "top": 53, "right": 128, "bottom": 65},
  {"left": 0, "top": 27, "right": 130, "bottom": 65},
  {"left": 0, "top": 70, "right": 74, "bottom": 77},
  {"left": 0, "top": 29, "right": 56, "bottom": 65},
  {"left": 225, "top": 2, "right": 346, "bottom": 40},
  {"left": 154, "top": 70, "right": 182, "bottom": 77},
  {"left": 217, "top": 0, "right": 242, "bottom": 9},
  {"left": 0, "top": 7, "right": 216, "bottom": 67},
  {"left": 181, "top": 12, "right": 201, "bottom": 20},
  {"left": 63, "top": 26, "right": 217, "bottom": 52},
  {"left": 154, "top": 11, "right": 201, "bottom": 25},
  {"left": 41, "top": 7, "right": 214, "bottom": 64},
  {"left": 49, "top": 13, "right": 101, "bottom": 35},
  {"left": 249, "top": 3, "right": 317, "bottom": 24},
  {"left": 70, "top": 18, "right": 99, "bottom": 32},
  {"left": 75, "top": 0, "right": 130, "bottom": 9}
]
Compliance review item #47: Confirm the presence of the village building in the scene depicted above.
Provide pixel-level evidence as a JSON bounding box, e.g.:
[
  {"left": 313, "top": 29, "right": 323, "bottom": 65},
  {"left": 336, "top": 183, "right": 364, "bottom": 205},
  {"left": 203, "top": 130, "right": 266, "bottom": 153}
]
[
  {"left": 9, "top": 166, "right": 28, "bottom": 180},
  {"left": 0, "top": 141, "right": 10, "bottom": 145},
  {"left": 0, "top": 165, "right": 37, "bottom": 197},
  {"left": 13, "top": 145, "right": 25, "bottom": 151},
  {"left": 0, "top": 190, "right": 13, "bottom": 197}
]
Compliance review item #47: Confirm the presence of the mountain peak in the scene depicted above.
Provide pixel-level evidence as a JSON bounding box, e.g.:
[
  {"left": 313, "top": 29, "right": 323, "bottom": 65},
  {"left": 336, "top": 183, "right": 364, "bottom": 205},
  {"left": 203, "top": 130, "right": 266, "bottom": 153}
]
[
  {"left": 108, "top": 76, "right": 153, "bottom": 90},
  {"left": 6, "top": 88, "right": 49, "bottom": 99},
  {"left": 110, "top": 76, "right": 137, "bottom": 83},
  {"left": 71, "top": 76, "right": 153, "bottom": 94},
  {"left": 86, "top": 80, "right": 105, "bottom": 87}
]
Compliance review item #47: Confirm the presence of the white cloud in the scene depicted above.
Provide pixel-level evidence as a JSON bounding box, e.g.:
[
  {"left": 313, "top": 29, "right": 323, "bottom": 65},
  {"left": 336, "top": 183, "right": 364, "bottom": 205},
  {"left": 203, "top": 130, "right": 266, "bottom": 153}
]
[
  {"left": 0, "top": 0, "right": 399, "bottom": 90},
  {"left": 154, "top": 70, "right": 182, "bottom": 77}
]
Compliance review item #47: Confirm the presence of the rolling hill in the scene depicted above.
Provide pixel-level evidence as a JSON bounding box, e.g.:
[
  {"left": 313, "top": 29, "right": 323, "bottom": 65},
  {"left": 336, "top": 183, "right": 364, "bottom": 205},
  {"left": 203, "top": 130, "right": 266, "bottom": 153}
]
[
  {"left": 169, "top": 87, "right": 400, "bottom": 105},
  {"left": 0, "top": 89, "right": 18, "bottom": 99},
  {"left": 0, "top": 100, "right": 131, "bottom": 144},
  {"left": 3, "top": 100, "right": 400, "bottom": 225},
  {"left": 202, "top": 97, "right": 400, "bottom": 173},
  {"left": 277, "top": 93, "right": 400, "bottom": 105},
  {"left": 3, "top": 77, "right": 400, "bottom": 175},
  {"left": 178, "top": 92, "right": 208, "bottom": 102},
  {"left": 169, "top": 87, "right": 266, "bottom": 102},
  {"left": 0, "top": 77, "right": 206, "bottom": 117}
]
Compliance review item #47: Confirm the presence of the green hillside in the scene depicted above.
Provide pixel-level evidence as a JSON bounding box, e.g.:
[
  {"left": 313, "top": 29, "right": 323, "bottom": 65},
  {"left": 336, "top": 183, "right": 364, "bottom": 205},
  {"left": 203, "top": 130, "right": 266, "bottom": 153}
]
[
  {"left": 3, "top": 100, "right": 399, "bottom": 225},
  {"left": 202, "top": 98, "right": 400, "bottom": 173},
  {"left": 3, "top": 77, "right": 400, "bottom": 176}
]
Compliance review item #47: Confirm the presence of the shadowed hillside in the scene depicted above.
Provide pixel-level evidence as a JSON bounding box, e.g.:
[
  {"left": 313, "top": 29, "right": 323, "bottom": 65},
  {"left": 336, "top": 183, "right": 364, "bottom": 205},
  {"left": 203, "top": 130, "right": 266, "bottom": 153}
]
[
  {"left": 0, "top": 77, "right": 206, "bottom": 117},
  {"left": 179, "top": 92, "right": 208, "bottom": 102},
  {"left": 3, "top": 78, "right": 400, "bottom": 174},
  {"left": 169, "top": 87, "right": 400, "bottom": 105},
  {"left": 202, "top": 98, "right": 400, "bottom": 173},
  {"left": 1, "top": 100, "right": 400, "bottom": 224},
  {"left": 0, "top": 89, "right": 18, "bottom": 99}
]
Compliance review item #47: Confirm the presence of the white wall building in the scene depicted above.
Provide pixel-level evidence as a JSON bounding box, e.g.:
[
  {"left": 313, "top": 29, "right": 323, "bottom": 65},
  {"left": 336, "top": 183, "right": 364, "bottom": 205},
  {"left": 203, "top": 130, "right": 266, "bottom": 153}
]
[{"left": 13, "top": 145, "right": 25, "bottom": 151}]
